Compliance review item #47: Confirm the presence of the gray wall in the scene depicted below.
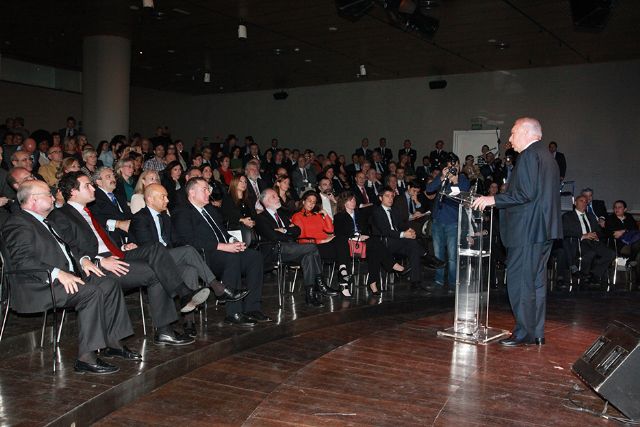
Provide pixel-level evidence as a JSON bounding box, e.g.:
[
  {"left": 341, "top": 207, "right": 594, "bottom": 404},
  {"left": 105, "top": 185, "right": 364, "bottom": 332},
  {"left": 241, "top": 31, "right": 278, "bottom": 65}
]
[{"left": 163, "top": 60, "right": 638, "bottom": 211}]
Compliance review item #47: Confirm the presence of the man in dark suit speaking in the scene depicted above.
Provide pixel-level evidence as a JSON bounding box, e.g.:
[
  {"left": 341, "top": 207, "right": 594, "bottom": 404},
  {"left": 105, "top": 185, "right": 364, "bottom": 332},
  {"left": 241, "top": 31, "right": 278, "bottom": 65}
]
[{"left": 472, "top": 117, "right": 562, "bottom": 346}]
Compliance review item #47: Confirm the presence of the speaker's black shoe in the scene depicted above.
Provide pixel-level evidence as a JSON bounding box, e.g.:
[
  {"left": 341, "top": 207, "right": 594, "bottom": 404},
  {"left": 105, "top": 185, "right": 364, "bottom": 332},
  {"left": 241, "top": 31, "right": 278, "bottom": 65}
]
[
  {"left": 217, "top": 288, "right": 250, "bottom": 303},
  {"left": 423, "top": 254, "right": 446, "bottom": 269},
  {"left": 224, "top": 312, "right": 257, "bottom": 327},
  {"left": 315, "top": 277, "right": 338, "bottom": 296},
  {"left": 101, "top": 346, "right": 142, "bottom": 361},
  {"left": 499, "top": 335, "right": 534, "bottom": 347},
  {"left": 305, "top": 287, "right": 324, "bottom": 307},
  {"left": 74, "top": 358, "right": 119, "bottom": 374},
  {"left": 534, "top": 337, "right": 545, "bottom": 345}
]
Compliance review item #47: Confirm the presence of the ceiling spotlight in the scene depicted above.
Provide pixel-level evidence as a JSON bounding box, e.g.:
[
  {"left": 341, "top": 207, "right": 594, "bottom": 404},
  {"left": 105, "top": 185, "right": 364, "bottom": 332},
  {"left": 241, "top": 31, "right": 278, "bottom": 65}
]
[
  {"left": 204, "top": 72, "right": 211, "bottom": 83},
  {"left": 359, "top": 64, "right": 367, "bottom": 76},
  {"left": 304, "top": 59, "right": 312, "bottom": 63},
  {"left": 142, "top": 0, "right": 154, "bottom": 9},
  {"left": 238, "top": 24, "right": 247, "bottom": 39}
]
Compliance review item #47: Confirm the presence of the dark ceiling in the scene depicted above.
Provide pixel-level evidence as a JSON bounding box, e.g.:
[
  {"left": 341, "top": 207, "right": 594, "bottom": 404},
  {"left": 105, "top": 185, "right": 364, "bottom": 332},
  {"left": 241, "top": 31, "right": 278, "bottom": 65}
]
[{"left": 1, "top": 0, "right": 639, "bottom": 94}]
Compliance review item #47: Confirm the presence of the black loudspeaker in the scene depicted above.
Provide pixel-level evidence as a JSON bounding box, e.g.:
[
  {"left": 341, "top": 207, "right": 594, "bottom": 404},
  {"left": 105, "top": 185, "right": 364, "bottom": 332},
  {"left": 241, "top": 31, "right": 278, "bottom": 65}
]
[
  {"left": 336, "top": 0, "right": 374, "bottom": 21},
  {"left": 569, "top": 0, "right": 615, "bottom": 32},
  {"left": 273, "top": 91, "right": 288, "bottom": 100},
  {"left": 572, "top": 321, "right": 640, "bottom": 420},
  {"left": 429, "top": 80, "right": 447, "bottom": 90}
]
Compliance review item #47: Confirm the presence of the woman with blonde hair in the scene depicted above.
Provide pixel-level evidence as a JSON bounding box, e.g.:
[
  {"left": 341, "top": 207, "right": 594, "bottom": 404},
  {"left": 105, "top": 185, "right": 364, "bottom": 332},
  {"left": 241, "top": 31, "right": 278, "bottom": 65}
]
[
  {"left": 56, "top": 157, "right": 81, "bottom": 180},
  {"left": 130, "top": 170, "right": 160, "bottom": 214}
]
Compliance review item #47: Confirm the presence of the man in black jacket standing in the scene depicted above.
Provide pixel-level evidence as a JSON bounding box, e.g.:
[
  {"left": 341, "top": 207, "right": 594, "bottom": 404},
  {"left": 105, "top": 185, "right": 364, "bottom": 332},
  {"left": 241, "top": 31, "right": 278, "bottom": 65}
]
[{"left": 473, "top": 117, "right": 562, "bottom": 346}]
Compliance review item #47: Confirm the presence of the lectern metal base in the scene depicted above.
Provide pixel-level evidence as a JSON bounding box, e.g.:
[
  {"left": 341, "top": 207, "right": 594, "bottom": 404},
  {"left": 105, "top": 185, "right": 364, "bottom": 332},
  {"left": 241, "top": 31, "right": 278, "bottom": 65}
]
[{"left": 437, "top": 326, "right": 510, "bottom": 345}]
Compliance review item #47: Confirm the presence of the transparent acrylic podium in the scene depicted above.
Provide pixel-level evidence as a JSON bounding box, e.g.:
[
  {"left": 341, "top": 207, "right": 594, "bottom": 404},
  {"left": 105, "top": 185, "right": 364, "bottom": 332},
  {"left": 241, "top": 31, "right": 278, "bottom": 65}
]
[{"left": 437, "top": 191, "right": 510, "bottom": 345}]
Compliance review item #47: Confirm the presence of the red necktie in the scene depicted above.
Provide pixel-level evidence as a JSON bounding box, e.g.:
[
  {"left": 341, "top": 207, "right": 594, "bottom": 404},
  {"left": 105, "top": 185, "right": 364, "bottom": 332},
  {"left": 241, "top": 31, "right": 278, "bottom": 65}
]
[
  {"left": 83, "top": 207, "right": 125, "bottom": 258},
  {"left": 361, "top": 187, "right": 369, "bottom": 204}
]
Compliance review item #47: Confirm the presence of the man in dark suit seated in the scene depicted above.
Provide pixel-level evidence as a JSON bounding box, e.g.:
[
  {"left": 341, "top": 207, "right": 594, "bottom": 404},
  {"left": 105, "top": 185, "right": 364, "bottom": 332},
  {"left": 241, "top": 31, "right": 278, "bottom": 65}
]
[
  {"left": 129, "top": 183, "right": 250, "bottom": 335},
  {"left": 255, "top": 188, "right": 336, "bottom": 307},
  {"left": 392, "top": 181, "right": 430, "bottom": 238},
  {"left": 88, "top": 166, "right": 132, "bottom": 245},
  {"left": 562, "top": 195, "right": 616, "bottom": 286},
  {"left": 2, "top": 180, "right": 137, "bottom": 374},
  {"left": 371, "top": 151, "right": 386, "bottom": 177},
  {"left": 49, "top": 172, "right": 208, "bottom": 346},
  {"left": 371, "top": 187, "right": 445, "bottom": 290},
  {"left": 581, "top": 187, "right": 607, "bottom": 228},
  {"left": 172, "top": 177, "right": 268, "bottom": 327}
]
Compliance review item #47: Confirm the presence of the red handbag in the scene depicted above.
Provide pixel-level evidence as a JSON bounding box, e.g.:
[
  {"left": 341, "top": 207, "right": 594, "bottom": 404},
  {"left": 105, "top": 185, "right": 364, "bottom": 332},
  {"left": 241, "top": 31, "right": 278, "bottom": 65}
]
[{"left": 348, "top": 238, "right": 367, "bottom": 259}]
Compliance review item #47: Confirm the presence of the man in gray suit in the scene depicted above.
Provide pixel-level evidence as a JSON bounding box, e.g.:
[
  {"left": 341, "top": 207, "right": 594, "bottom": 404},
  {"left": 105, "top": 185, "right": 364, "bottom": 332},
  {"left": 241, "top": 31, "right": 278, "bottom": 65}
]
[{"left": 473, "top": 117, "right": 562, "bottom": 346}]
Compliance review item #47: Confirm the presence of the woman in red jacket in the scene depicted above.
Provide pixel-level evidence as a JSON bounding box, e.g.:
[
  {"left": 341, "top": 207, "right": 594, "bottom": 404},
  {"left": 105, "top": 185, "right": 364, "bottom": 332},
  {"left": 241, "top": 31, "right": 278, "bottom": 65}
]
[{"left": 291, "top": 191, "right": 352, "bottom": 297}]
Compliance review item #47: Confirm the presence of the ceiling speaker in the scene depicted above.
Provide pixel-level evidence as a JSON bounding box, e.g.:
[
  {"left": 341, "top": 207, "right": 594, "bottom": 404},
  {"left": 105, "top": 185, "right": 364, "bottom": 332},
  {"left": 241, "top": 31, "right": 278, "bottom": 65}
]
[{"left": 429, "top": 80, "right": 447, "bottom": 89}]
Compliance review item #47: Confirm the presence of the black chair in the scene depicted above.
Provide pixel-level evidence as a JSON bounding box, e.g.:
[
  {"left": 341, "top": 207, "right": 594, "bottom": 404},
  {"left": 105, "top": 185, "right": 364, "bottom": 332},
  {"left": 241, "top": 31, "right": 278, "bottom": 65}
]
[{"left": 0, "top": 237, "right": 60, "bottom": 372}]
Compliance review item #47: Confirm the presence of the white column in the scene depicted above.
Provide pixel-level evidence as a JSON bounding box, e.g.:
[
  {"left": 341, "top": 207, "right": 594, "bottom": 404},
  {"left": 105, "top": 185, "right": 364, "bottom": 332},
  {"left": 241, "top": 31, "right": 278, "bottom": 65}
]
[{"left": 82, "top": 35, "right": 131, "bottom": 144}]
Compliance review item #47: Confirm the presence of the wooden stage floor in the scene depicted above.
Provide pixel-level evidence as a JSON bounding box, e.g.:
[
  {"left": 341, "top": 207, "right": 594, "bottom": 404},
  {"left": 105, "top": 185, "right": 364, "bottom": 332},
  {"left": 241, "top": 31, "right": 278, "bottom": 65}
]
[{"left": 96, "top": 292, "right": 640, "bottom": 427}]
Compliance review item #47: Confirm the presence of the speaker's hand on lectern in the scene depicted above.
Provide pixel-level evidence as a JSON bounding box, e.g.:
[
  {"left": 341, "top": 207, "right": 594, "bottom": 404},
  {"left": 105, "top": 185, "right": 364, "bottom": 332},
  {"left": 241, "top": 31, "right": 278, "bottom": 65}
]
[{"left": 471, "top": 195, "right": 495, "bottom": 211}]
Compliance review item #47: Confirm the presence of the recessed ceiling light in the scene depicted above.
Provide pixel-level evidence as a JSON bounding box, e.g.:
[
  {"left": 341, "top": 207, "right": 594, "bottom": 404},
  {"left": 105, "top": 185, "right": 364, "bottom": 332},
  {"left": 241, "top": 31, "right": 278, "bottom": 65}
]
[
  {"left": 329, "top": 26, "right": 338, "bottom": 31},
  {"left": 129, "top": 5, "right": 140, "bottom": 10},
  {"left": 487, "top": 38, "right": 496, "bottom": 43},
  {"left": 219, "top": 86, "right": 224, "bottom": 90},
  {"left": 167, "top": 49, "right": 175, "bottom": 53},
  {"left": 138, "top": 51, "right": 143, "bottom": 55},
  {"left": 175, "top": 73, "right": 182, "bottom": 76},
  {"left": 294, "top": 47, "right": 300, "bottom": 52},
  {"left": 274, "top": 48, "right": 282, "bottom": 55},
  {"left": 304, "top": 59, "right": 312, "bottom": 63}
]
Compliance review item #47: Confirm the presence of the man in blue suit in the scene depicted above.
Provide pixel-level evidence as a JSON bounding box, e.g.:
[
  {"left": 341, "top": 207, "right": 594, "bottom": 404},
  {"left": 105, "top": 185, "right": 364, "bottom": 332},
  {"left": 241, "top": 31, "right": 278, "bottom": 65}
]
[{"left": 473, "top": 117, "right": 562, "bottom": 346}]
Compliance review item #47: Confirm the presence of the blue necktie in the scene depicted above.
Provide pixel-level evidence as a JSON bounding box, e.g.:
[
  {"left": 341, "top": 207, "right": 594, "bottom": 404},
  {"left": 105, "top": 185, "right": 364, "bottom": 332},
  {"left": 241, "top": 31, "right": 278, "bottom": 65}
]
[{"left": 107, "top": 192, "right": 118, "bottom": 206}]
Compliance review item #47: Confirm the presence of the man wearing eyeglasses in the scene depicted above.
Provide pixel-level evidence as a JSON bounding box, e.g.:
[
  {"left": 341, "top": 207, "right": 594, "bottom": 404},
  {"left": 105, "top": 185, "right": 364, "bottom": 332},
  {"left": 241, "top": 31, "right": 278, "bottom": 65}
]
[{"left": 38, "top": 146, "right": 64, "bottom": 187}]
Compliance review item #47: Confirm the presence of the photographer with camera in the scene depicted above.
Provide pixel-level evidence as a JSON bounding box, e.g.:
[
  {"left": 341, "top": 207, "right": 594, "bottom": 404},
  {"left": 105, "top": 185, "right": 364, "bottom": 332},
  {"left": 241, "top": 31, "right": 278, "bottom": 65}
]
[{"left": 425, "top": 153, "right": 470, "bottom": 290}]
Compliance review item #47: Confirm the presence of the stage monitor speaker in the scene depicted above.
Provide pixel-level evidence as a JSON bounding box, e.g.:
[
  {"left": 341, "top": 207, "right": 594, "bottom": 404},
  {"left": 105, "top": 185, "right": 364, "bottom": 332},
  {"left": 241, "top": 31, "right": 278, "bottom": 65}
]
[
  {"left": 572, "top": 321, "right": 640, "bottom": 421},
  {"left": 429, "top": 80, "right": 447, "bottom": 90},
  {"left": 570, "top": 0, "right": 615, "bottom": 32},
  {"left": 336, "top": 0, "right": 374, "bottom": 21}
]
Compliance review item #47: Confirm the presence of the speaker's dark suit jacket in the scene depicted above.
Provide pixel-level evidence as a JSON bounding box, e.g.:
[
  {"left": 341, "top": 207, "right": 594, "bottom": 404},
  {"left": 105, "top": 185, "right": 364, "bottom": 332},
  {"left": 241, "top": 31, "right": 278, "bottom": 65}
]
[
  {"left": 1, "top": 210, "right": 133, "bottom": 354},
  {"left": 48, "top": 203, "right": 181, "bottom": 327},
  {"left": 172, "top": 202, "right": 263, "bottom": 314},
  {"left": 89, "top": 187, "right": 132, "bottom": 245},
  {"left": 493, "top": 139, "right": 562, "bottom": 341}
]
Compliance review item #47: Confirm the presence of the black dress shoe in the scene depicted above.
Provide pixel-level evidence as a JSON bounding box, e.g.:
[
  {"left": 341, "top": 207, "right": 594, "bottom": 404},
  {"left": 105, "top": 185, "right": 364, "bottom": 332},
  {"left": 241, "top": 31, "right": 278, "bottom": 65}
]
[
  {"left": 499, "top": 335, "right": 534, "bottom": 347},
  {"left": 394, "top": 266, "right": 412, "bottom": 277},
  {"left": 101, "top": 346, "right": 142, "bottom": 361},
  {"left": 244, "top": 311, "right": 273, "bottom": 323},
  {"left": 154, "top": 331, "right": 195, "bottom": 346},
  {"left": 217, "top": 288, "right": 250, "bottom": 303},
  {"left": 423, "top": 253, "right": 447, "bottom": 269},
  {"left": 534, "top": 337, "right": 545, "bottom": 345},
  {"left": 315, "top": 278, "right": 339, "bottom": 296},
  {"left": 305, "top": 287, "right": 324, "bottom": 307},
  {"left": 224, "top": 312, "right": 257, "bottom": 327},
  {"left": 183, "top": 321, "right": 197, "bottom": 338},
  {"left": 74, "top": 358, "right": 119, "bottom": 374},
  {"left": 180, "top": 287, "right": 211, "bottom": 313}
]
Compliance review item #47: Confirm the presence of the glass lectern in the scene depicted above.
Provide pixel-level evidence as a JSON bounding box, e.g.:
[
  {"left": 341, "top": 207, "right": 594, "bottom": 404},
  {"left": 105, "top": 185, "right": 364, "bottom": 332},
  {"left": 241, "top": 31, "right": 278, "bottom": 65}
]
[{"left": 437, "top": 191, "right": 509, "bottom": 344}]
